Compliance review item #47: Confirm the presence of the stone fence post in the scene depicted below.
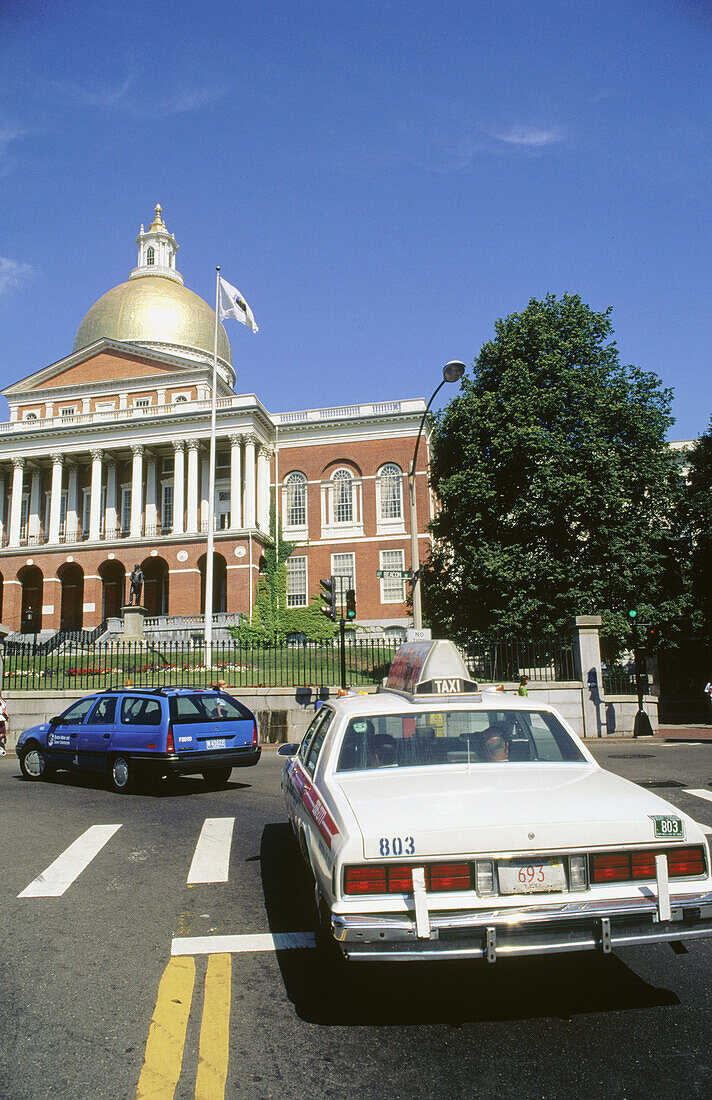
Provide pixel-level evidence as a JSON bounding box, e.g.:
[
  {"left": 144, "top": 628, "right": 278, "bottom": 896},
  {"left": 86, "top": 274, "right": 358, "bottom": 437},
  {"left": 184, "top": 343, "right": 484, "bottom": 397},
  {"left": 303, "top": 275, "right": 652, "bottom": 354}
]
[{"left": 570, "top": 615, "right": 605, "bottom": 739}]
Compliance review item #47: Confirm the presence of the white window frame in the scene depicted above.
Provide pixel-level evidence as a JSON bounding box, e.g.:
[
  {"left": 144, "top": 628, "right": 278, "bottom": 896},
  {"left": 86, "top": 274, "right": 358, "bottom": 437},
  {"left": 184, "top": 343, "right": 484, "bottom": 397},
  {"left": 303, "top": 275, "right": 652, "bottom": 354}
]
[
  {"left": 216, "top": 484, "right": 231, "bottom": 529},
  {"left": 172, "top": 392, "right": 191, "bottom": 404},
  {"left": 120, "top": 486, "right": 131, "bottom": 534},
  {"left": 376, "top": 463, "right": 405, "bottom": 534},
  {"left": 20, "top": 493, "right": 29, "bottom": 541},
  {"left": 286, "top": 555, "right": 308, "bottom": 607},
  {"left": 132, "top": 397, "right": 151, "bottom": 410},
  {"left": 283, "top": 471, "right": 308, "bottom": 534},
  {"left": 379, "top": 548, "right": 406, "bottom": 603},
  {"left": 321, "top": 468, "right": 363, "bottom": 538},
  {"left": 22, "top": 409, "right": 40, "bottom": 421},
  {"left": 161, "top": 482, "right": 174, "bottom": 531},
  {"left": 331, "top": 552, "right": 355, "bottom": 610},
  {"left": 59, "top": 406, "right": 77, "bottom": 418}
]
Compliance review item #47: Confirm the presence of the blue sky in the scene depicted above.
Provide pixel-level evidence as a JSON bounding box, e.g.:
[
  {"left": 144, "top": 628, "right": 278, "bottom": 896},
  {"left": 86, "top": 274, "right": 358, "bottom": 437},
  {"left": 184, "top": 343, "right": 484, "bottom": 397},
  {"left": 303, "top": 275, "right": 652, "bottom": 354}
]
[{"left": 1, "top": 0, "right": 710, "bottom": 439}]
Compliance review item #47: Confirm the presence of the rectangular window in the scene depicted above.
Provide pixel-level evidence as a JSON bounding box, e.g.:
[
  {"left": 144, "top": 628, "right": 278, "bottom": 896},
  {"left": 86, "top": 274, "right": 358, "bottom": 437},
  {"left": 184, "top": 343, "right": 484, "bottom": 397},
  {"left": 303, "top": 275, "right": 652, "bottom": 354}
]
[
  {"left": 60, "top": 406, "right": 76, "bottom": 418},
  {"left": 82, "top": 490, "right": 91, "bottom": 535},
  {"left": 332, "top": 552, "right": 355, "bottom": 608},
  {"left": 162, "top": 484, "right": 174, "bottom": 530},
  {"left": 121, "top": 488, "right": 131, "bottom": 533},
  {"left": 20, "top": 495, "right": 29, "bottom": 540},
  {"left": 286, "top": 556, "right": 308, "bottom": 607},
  {"left": 380, "top": 549, "right": 405, "bottom": 602},
  {"left": 217, "top": 489, "right": 231, "bottom": 530},
  {"left": 133, "top": 398, "right": 150, "bottom": 409}
]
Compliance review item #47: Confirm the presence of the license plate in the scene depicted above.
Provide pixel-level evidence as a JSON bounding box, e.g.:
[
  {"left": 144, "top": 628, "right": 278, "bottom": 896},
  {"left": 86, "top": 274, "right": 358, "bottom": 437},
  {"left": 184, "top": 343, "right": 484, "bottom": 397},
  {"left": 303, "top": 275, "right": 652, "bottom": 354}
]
[
  {"left": 650, "top": 815, "right": 685, "bottom": 839},
  {"left": 498, "top": 857, "right": 567, "bottom": 895},
  {"left": 206, "top": 738, "right": 227, "bottom": 750}
]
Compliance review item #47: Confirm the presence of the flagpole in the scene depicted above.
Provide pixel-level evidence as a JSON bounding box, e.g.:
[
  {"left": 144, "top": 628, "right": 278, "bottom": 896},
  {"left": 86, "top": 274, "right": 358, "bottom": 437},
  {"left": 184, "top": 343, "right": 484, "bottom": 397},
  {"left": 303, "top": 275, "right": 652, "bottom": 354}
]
[{"left": 204, "top": 266, "right": 220, "bottom": 670}]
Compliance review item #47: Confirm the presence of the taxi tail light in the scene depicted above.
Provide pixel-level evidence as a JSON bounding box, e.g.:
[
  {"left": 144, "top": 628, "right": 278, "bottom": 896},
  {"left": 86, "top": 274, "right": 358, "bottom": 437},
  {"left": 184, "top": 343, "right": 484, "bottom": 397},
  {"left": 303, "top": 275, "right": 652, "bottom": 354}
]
[
  {"left": 592, "top": 846, "right": 706, "bottom": 884},
  {"left": 429, "top": 862, "right": 471, "bottom": 892},
  {"left": 387, "top": 866, "right": 413, "bottom": 892},
  {"left": 166, "top": 725, "right": 175, "bottom": 754},
  {"left": 344, "top": 866, "right": 387, "bottom": 894}
]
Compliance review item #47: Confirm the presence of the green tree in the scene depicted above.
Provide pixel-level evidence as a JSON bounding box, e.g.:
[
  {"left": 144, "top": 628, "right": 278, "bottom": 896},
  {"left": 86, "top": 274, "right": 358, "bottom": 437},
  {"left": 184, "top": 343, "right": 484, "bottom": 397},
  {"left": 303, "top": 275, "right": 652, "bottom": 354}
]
[
  {"left": 423, "top": 293, "right": 683, "bottom": 652},
  {"left": 683, "top": 418, "right": 712, "bottom": 645}
]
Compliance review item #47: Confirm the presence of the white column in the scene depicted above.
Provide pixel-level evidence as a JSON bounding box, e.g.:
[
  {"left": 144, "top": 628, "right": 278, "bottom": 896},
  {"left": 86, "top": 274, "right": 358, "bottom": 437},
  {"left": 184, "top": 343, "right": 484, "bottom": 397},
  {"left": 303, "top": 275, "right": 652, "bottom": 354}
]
[
  {"left": 9, "top": 458, "right": 25, "bottom": 547},
  {"left": 186, "top": 439, "right": 199, "bottom": 534},
  {"left": 66, "top": 463, "right": 79, "bottom": 541},
  {"left": 145, "top": 454, "right": 158, "bottom": 534},
  {"left": 200, "top": 450, "right": 210, "bottom": 532},
  {"left": 89, "top": 448, "right": 103, "bottom": 541},
  {"left": 256, "top": 444, "right": 269, "bottom": 532},
  {"left": 172, "top": 441, "right": 185, "bottom": 535},
  {"left": 0, "top": 473, "right": 6, "bottom": 546},
  {"left": 48, "top": 453, "right": 64, "bottom": 544},
  {"left": 28, "top": 470, "right": 41, "bottom": 544},
  {"left": 105, "top": 461, "right": 118, "bottom": 538},
  {"left": 243, "top": 434, "right": 257, "bottom": 529},
  {"left": 229, "top": 434, "right": 242, "bottom": 530},
  {"left": 130, "top": 444, "right": 144, "bottom": 538}
]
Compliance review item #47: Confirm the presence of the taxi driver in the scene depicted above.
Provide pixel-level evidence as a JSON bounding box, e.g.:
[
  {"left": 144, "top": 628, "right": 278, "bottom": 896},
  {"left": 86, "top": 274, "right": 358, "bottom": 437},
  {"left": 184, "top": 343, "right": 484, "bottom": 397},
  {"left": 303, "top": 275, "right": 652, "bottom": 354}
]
[{"left": 483, "top": 722, "right": 510, "bottom": 762}]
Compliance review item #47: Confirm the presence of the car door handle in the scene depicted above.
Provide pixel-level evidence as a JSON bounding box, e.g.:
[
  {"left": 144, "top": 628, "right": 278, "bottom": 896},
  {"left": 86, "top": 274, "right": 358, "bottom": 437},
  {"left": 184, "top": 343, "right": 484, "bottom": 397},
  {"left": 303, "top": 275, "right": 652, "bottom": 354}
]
[
  {"left": 70, "top": 732, "right": 77, "bottom": 738},
  {"left": 103, "top": 733, "right": 111, "bottom": 739}
]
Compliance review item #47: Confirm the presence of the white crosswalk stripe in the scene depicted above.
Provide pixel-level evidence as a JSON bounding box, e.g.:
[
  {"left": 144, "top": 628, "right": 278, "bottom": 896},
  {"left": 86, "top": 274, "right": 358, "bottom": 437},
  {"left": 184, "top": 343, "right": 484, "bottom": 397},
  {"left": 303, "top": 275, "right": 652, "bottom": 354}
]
[
  {"left": 18, "top": 824, "right": 122, "bottom": 898},
  {"left": 684, "top": 789, "right": 712, "bottom": 805},
  {"left": 186, "top": 816, "right": 235, "bottom": 884},
  {"left": 171, "top": 932, "right": 315, "bottom": 956}
]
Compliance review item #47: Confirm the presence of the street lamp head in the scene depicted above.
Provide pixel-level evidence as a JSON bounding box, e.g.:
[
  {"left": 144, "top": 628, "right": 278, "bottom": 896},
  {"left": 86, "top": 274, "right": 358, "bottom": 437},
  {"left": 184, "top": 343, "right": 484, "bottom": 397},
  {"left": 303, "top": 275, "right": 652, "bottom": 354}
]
[{"left": 442, "top": 360, "right": 466, "bottom": 384}]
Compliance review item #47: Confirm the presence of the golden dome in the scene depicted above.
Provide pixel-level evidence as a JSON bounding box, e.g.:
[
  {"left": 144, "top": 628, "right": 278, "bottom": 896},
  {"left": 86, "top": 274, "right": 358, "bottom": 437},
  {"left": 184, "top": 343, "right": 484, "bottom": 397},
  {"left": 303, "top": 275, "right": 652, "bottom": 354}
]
[{"left": 72, "top": 275, "right": 232, "bottom": 365}]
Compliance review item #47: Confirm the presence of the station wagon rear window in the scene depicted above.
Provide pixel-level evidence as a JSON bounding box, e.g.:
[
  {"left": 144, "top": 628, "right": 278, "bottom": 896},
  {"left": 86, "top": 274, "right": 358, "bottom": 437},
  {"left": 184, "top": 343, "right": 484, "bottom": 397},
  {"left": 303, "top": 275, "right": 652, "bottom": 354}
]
[
  {"left": 336, "top": 710, "right": 585, "bottom": 771},
  {"left": 169, "top": 693, "right": 253, "bottom": 724}
]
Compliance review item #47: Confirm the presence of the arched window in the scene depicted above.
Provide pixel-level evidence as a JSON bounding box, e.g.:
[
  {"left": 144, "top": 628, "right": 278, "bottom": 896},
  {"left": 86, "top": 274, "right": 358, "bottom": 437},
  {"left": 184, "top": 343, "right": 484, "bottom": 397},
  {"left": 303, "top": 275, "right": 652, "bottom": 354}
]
[
  {"left": 24, "top": 412, "right": 37, "bottom": 421},
  {"left": 284, "top": 472, "right": 307, "bottom": 528},
  {"left": 146, "top": 246, "right": 155, "bottom": 266},
  {"left": 173, "top": 395, "right": 188, "bottom": 404},
  {"left": 332, "top": 468, "right": 353, "bottom": 524},
  {"left": 378, "top": 463, "right": 403, "bottom": 521}
]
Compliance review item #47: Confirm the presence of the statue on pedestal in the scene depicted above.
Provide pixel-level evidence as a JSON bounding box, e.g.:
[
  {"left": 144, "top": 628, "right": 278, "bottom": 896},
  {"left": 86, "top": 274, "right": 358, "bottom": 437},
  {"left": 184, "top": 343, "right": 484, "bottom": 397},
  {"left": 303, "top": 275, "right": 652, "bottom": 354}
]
[{"left": 129, "top": 564, "right": 144, "bottom": 606}]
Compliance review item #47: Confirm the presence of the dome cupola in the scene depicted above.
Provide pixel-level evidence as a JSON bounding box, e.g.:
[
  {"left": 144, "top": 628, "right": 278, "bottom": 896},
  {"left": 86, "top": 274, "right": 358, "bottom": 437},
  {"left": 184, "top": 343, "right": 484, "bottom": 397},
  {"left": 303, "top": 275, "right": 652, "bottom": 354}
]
[{"left": 131, "top": 204, "right": 183, "bottom": 284}]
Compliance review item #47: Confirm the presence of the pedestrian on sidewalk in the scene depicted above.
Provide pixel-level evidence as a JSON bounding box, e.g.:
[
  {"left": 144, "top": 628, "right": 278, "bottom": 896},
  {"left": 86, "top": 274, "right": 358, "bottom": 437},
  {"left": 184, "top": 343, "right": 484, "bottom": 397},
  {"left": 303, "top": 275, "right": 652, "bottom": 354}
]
[
  {"left": 0, "top": 690, "right": 9, "bottom": 756},
  {"left": 518, "top": 675, "right": 529, "bottom": 697},
  {"left": 705, "top": 680, "right": 712, "bottom": 711}
]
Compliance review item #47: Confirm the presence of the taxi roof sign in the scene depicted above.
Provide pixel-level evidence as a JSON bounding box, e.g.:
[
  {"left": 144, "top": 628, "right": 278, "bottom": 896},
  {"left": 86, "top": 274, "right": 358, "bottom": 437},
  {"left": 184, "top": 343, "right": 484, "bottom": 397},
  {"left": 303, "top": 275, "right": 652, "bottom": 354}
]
[{"left": 385, "top": 640, "right": 479, "bottom": 697}]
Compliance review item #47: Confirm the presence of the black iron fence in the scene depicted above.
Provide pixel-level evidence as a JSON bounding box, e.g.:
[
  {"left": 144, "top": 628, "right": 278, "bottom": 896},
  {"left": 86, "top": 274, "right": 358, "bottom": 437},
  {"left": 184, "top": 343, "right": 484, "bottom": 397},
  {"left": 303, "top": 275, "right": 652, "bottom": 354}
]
[{"left": 2, "top": 634, "right": 577, "bottom": 692}]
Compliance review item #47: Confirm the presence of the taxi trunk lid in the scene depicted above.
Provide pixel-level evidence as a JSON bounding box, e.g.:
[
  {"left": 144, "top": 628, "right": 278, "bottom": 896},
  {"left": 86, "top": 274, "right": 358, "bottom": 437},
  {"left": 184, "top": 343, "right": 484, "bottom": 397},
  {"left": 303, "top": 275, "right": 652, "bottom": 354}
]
[{"left": 338, "top": 765, "right": 686, "bottom": 859}]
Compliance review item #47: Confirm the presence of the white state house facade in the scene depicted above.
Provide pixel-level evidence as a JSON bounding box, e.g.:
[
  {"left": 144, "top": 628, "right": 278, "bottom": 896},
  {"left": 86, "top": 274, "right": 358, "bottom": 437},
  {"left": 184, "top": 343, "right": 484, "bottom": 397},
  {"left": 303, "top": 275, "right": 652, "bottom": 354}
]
[{"left": 0, "top": 207, "right": 433, "bottom": 641}]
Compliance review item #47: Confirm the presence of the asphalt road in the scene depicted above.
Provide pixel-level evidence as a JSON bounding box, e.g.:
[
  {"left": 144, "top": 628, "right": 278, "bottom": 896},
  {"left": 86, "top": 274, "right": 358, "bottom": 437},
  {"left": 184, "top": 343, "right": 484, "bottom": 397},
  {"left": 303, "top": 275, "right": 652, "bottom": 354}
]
[{"left": 2, "top": 739, "right": 712, "bottom": 1100}]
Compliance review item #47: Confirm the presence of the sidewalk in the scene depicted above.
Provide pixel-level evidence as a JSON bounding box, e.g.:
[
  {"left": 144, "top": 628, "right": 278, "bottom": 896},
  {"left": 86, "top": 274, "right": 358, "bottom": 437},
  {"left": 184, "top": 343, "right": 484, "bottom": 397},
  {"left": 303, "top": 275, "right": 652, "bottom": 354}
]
[{"left": 657, "top": 724, "right": 712, "bottom": 742}]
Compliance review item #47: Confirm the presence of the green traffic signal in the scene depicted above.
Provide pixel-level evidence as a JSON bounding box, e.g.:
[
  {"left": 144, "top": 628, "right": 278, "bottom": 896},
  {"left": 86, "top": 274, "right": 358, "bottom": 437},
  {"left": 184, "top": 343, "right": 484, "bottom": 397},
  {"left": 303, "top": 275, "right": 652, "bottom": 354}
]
[
  {"left": 345, "top": 588, "right": 356, "bottom": 621},
  {"left": 628, "top": 607, "right": 638, "bottom": 620}
]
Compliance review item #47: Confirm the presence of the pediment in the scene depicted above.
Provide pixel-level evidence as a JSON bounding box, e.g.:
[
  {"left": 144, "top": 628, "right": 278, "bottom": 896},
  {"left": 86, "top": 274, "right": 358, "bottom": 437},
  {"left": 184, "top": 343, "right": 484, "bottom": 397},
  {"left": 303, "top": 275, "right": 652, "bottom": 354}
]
[{"left": 4, "top": 339, "right": 196, "bottom": 398}]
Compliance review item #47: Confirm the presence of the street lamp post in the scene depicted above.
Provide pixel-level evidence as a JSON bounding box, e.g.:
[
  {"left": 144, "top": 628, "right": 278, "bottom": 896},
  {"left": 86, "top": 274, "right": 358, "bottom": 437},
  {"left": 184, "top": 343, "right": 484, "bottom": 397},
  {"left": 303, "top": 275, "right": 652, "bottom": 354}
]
[{"left": 409, "top": 361, "right": 466, "bottom": 630}]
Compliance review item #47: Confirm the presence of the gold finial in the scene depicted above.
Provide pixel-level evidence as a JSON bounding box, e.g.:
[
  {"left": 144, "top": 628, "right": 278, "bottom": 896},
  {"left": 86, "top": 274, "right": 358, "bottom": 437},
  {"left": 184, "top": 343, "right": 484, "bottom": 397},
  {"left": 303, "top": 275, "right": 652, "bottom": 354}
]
[{"left": 149, "top": 203, "right": 165, "bottom": 230}]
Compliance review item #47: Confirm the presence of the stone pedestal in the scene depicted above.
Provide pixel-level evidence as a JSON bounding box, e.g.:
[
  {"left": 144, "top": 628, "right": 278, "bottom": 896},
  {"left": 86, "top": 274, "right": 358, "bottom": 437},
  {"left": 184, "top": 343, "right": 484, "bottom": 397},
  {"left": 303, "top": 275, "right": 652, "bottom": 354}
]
[
  {"left": 121, "top": 604, "right": 147, "bottom": 643},
  {"left": 570, "top": 615, "right": 605, "bottom": 739}
]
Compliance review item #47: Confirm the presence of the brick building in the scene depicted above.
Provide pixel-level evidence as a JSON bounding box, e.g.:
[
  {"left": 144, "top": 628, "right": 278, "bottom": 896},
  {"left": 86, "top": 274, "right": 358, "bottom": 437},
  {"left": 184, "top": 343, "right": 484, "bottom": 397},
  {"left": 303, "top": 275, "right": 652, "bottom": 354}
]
[{"left": 0, "top": 207, "right": 432, "bottom": 640}]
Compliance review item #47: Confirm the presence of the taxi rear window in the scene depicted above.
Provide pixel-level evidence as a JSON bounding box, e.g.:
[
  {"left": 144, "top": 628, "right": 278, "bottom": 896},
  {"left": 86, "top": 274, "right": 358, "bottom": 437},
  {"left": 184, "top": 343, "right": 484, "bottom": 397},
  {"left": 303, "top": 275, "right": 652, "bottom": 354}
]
[
  {"left": 169, "top": 693, "right": 253, "bottom": 724},
  {"left": 336, "top": 710, "right": 584, "bottom": 771}
]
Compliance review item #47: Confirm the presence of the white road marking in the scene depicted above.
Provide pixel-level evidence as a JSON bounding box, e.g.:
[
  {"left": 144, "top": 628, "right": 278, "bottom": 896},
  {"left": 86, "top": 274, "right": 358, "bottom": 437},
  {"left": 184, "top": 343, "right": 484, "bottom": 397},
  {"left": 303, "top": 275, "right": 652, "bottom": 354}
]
[
  {"left": 171, "top": 932, "right": 315, "bottom": 956},
  {"left": 187, "top": 817, "right": 235, "bottom": 885},
  {"left": 18, "top": 824, "right": 122, "bottom": 898},
  {"left": 684, "top": 789, "right": 712, "bottom": 805}
]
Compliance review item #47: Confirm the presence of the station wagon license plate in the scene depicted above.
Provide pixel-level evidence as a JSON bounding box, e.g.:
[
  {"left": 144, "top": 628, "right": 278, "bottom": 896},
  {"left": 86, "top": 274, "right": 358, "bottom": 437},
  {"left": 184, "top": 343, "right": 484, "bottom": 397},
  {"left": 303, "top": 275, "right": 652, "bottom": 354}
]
[
  {"left": 499, "top": 857, "right": 567, "bottom": 894},
  {"left": 206, "top": 738, "right": 227, "bottom": 750}
]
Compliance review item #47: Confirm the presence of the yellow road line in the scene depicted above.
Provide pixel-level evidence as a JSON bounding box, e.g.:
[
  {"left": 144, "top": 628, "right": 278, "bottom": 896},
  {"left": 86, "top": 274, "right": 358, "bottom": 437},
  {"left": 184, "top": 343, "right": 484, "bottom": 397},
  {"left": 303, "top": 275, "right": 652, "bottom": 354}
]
[
  {"left": 195, "top": 953, "right": 232, "bottom": 1100},
  {"left": 136, "top": 955, "right": 196, "bottom": 1100}
]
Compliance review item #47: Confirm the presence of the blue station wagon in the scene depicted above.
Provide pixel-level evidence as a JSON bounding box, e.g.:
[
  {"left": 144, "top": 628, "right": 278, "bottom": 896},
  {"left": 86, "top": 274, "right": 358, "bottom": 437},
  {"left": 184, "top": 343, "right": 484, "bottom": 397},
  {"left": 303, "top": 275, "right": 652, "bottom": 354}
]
[{"left": 16, "top": 687, "right": 261, "bottom": 792}]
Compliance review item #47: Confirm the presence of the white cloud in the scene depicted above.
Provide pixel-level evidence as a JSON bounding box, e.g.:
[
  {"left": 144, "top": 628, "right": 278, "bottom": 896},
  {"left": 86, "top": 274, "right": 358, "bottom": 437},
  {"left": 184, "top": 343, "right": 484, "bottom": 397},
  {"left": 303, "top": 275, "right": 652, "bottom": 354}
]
[
  {"left": 488, "top": 124, "right": 564, "bottom": 147},
  {"left": 49, "top": 73, "right": 229, "bottom": 119},
  {"left": 0, "top": 258, "right": 33, "bottom": 296}
]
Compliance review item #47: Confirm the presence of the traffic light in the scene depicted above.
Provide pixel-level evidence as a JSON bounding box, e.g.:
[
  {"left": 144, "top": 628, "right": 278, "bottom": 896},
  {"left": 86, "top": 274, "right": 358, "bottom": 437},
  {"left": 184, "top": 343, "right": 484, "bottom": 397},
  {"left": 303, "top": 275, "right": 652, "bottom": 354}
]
[
  {"left": 320, "top": 576, "right": 337, "bottom": 621},
  {"left": 345, "top": 588, "right": 356, "bottom": 621},
  {"left": 627, "top": 605, "right": 638, "bottom": 622},
  {"left": 645, "top": 624, "right": 660, "bottom": 648}
]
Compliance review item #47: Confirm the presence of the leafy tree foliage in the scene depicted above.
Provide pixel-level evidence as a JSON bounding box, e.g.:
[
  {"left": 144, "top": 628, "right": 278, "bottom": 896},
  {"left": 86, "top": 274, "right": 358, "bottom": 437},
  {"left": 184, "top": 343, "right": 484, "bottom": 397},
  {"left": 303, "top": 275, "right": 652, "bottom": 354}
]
[
  {"left": 683, "top": 418, "right": 712, "bottom": 645},
  {"left": 423, "top": 293, "right": 682, "bottom": 650}
]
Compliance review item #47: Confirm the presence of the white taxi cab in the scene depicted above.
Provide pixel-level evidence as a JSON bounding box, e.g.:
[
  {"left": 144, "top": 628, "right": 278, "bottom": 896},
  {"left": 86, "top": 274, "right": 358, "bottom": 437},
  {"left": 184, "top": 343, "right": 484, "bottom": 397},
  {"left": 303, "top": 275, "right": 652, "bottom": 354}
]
[{"left": 279, "top": 640, "right": 712, "bottom": 962}]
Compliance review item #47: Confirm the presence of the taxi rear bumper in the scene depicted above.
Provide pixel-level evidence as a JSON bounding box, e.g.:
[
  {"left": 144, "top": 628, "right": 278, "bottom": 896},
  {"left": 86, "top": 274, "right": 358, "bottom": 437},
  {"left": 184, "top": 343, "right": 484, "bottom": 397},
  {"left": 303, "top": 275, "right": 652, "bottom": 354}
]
[{"left": 331, "top": 892, "right": 712, "bottom": 961}]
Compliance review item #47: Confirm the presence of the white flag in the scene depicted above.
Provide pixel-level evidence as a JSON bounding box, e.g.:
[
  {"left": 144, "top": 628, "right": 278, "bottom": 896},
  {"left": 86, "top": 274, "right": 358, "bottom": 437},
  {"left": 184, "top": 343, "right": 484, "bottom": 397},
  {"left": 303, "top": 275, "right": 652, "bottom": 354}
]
[{"left": 218, "top": 276, "right": 258, "bottom": 333}]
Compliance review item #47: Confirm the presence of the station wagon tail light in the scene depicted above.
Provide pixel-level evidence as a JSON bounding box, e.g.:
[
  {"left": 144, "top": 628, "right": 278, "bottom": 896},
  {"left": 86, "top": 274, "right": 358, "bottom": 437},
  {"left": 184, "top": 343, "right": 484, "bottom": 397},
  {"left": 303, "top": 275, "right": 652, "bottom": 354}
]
[
  {"left": 591, "top": 847, "right": 706, "bottom": 884},
  {"left": 166, "top": 725, "right": 175, "bottom": 753}
]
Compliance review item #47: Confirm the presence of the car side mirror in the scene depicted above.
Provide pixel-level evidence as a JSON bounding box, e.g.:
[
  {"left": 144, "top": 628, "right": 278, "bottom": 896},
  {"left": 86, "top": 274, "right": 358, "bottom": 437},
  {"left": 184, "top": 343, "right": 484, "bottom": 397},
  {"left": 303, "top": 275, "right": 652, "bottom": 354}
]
[
  {"left": 49, "top": 716, "right": 61, "bottom": 726},
  {"left": 278, "top": 744, "right": 299, "bottom": 756}
]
